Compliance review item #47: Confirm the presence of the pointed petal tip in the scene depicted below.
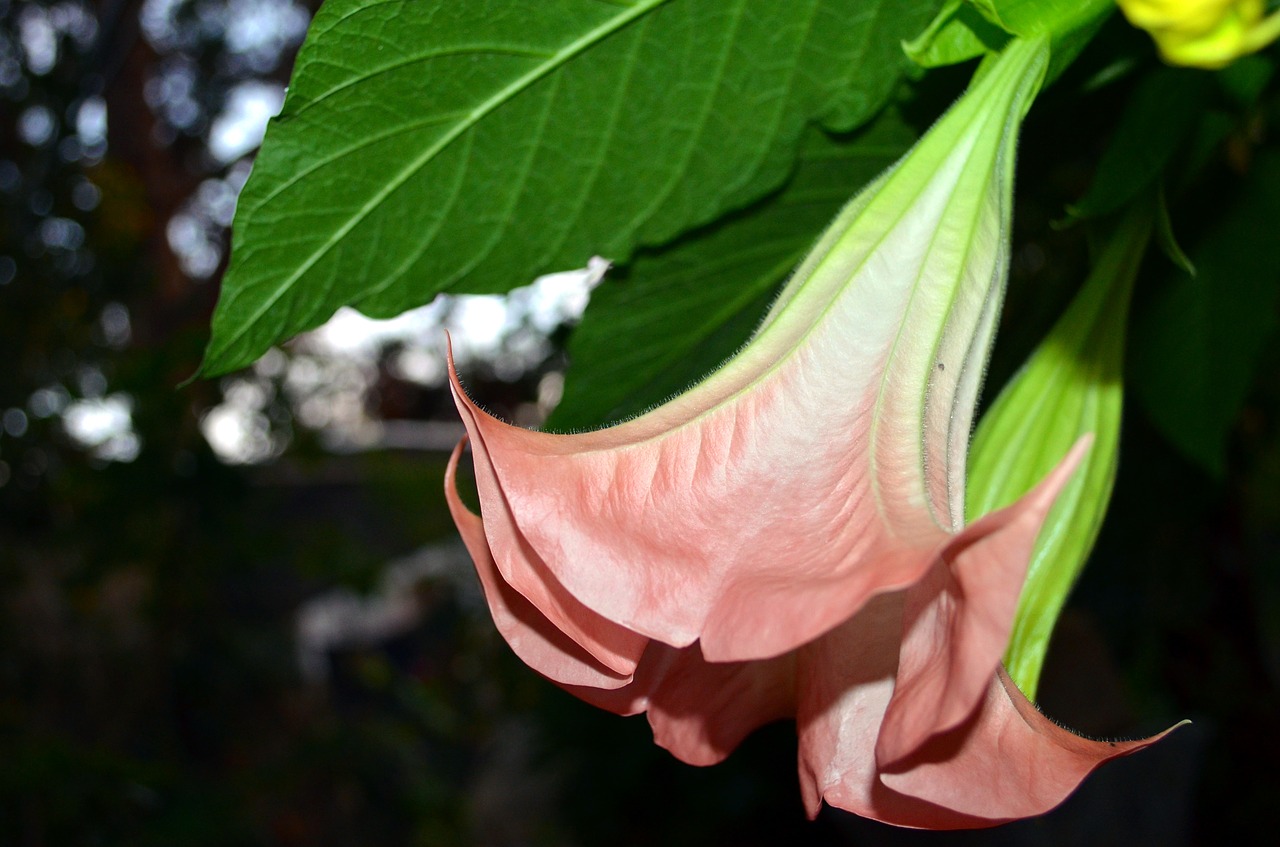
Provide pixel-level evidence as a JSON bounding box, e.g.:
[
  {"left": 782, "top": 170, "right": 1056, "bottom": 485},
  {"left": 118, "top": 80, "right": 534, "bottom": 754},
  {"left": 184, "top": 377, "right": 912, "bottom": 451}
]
[
  {"left": 877, "top": 669, "right": 1183, "bottom": 827},
  {"left": 876, "top": 437, "right": 1095, "bottom": 769},
  {"left": 445, "top": 333, "right": 466, "bottom": 401}
]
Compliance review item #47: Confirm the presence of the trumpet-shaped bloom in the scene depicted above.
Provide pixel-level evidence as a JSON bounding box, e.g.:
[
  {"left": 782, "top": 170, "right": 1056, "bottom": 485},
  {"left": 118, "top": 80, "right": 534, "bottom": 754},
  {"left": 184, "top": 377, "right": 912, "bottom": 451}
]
[{"left": 445, "top": 38, "right": 1171, "bottom": 828}]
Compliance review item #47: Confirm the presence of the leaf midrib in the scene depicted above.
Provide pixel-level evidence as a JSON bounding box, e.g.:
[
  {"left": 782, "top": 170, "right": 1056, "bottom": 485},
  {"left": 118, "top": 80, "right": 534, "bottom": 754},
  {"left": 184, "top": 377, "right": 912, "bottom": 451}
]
[{"left": 215, "top": 0, "right": 674, "bottom": 364}]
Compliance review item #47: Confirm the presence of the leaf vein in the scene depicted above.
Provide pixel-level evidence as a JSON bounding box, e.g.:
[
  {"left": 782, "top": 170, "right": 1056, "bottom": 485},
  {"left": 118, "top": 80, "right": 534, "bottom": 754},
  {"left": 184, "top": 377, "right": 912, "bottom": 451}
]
[{"left": 215, "top": 0, "right": 673, "bottom": 361}]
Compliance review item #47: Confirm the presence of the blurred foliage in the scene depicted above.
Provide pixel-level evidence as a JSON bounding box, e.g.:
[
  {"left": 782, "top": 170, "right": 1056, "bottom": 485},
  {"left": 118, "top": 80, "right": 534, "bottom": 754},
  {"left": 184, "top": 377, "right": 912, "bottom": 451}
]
[
  {"left": 1132, "top": 147, "right": 1280, "bottom": 475},
  {"left": 0, "top": 2, "right": 1278, "bottom": 846}
]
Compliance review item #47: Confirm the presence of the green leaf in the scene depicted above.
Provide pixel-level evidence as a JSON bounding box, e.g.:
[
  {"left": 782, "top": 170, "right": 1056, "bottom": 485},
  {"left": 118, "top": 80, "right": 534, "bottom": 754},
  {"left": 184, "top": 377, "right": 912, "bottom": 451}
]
[
  {"left": 902, "top": 0, "right": 1008, "bottom": 69},
  {"left": 969, "top": 0, "right": 1112, "bottom": 36},
  {"left": 546, "top": 112, "right": 917, "bottom": 430},
  {"left": 1133, "top": 150, "right": 1280, "bottom": 476},
  {"left": 967, "top": 201, "right": 1153, "bottom": 698},
  {"left": 204, "top": 0, "right": 940, "bottom": 375},
  {"left": 1069, "top": 67, "right": 1212, "bottom": 220},
  {"left": 1154, "top": 185, "right": 1195, "bottom": 276},
  {"left": 906, "top": 0, "right": 1112, "bottom": 76}
]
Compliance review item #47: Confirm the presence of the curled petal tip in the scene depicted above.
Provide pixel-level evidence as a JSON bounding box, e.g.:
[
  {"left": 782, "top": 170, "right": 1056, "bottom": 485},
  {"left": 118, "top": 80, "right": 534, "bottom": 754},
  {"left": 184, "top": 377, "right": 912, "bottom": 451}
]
[
  {"left": 876, "top": 440, "right": 1094, "bottom": 768},
  {"left": 877, "top": 669, "right": 1180, "bottom": 827}
]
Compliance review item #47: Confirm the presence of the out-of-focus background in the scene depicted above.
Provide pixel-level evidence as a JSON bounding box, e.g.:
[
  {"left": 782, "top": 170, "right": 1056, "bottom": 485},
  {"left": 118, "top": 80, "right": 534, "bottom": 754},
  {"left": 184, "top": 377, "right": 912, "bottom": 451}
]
[{"left": 1, "top": 2, "right": 1277, "bottom": 844}]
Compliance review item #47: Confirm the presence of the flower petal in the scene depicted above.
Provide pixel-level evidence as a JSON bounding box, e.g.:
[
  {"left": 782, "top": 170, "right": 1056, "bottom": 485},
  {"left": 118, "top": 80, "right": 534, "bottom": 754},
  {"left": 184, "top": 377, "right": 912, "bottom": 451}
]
[
  {"left": 557, "top": 641, "right": 673, "bottom": 717},
  {"left": 875, "top": 438, "right": 1091, "bottom": 766},
  {"left": 877, "top": 668, "right": 1180, "bottom": 825},
  {"left": 446, "top": 39, "right": 1051, "bottom": 664},
  {"left": 558, "top": 639, "right": 795, "bottom": 763},
  {"left": 795, "top": 596, "right": 1173, "bottom": 828},
  {"left": 444, "top": 439, "right": 645, "bottom": 687},
  {"left": 643, "top": 642, "right": 797, "bottom": 766},
  {"left": 795, "top": 593, "right": 963, "bottom": 823},
  {"left": 449, "top": 387, "right": 650, "bottom": 675},
  {"left": 453, "top": 352, "right": 939, "bottom": 662}
]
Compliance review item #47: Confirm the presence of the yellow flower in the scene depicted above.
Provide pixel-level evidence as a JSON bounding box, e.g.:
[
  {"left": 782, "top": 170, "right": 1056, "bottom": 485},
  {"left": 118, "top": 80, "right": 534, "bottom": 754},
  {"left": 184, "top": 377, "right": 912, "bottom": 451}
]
[{"left": 1118, "top": 0, "right": 1280, "bottom": 67}]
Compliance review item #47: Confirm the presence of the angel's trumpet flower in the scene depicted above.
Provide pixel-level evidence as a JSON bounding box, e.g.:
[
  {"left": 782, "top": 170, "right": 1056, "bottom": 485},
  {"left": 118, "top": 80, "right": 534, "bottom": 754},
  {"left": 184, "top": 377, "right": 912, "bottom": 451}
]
[{"left": 446, "top": 37, "right": 1173, "bottom": 828}]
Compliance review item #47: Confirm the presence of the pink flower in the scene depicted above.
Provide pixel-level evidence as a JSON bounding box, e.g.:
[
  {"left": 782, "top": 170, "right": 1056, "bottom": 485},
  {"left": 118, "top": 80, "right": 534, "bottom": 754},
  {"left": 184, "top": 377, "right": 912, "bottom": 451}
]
[{"left": 444, "top": 38, "right": 1172, "bottom": 828}]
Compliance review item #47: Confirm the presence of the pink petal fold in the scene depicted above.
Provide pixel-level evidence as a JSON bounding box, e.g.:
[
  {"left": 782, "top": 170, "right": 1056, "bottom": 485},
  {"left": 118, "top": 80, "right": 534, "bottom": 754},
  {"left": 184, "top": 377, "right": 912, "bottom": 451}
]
[
  {"left": 565, "top": 644, "right": 793, "bottom": 767},
  {"left": 559, "top": 641, "right": 796, "bottom": 764},
  {"left": 795, "top": 598, "right": 1173, "bottom": 828},
  {"left": 876, "top": 669, "right": 1176, "bottom": 826},
  {"left": 451, "top": 421, "right": 1177, "bottom": 829},
  {"left": 642, "top": 643, "right": 796, "bottom": 766},
  {"left": 795, "top": 594, "right": 906, "bottom": 821},
  {"left": 450, "top": 350, "right": 946, "bottom": 665},
  {"left": 876, "top": 438, "right": 1091, "bottom": 766},
  {"left": 444, "top": 440, "right": 645, "bottom": 688}
]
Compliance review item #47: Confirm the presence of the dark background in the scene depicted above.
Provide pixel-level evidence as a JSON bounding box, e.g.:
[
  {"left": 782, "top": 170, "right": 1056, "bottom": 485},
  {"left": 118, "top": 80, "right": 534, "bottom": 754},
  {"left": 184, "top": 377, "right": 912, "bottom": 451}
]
[{"left": 1, "top": 2, "right": 1277, "bottom": 844}]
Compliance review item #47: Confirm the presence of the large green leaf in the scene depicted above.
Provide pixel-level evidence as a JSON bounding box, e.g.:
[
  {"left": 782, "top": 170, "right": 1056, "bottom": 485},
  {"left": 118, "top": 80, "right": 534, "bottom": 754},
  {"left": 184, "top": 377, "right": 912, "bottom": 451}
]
[
  {"left": 967, "top": 202, "right": 1153, "bottom": 698},
  {"left": 545, "top": 112, "right": 916, "bottom": 431},
  {"left": 1133, "top": 149, "right": 1280, "bottom": 476},
  {"left": 204, "top": 0, "right": 938, "bottom": 375}
]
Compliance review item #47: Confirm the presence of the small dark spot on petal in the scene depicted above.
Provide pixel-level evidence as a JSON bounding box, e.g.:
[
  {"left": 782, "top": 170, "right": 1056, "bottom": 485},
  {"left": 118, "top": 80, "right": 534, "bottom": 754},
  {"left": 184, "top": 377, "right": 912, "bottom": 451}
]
[{"left": 937, "top": 362, "right": 945, "bottom": 371}]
